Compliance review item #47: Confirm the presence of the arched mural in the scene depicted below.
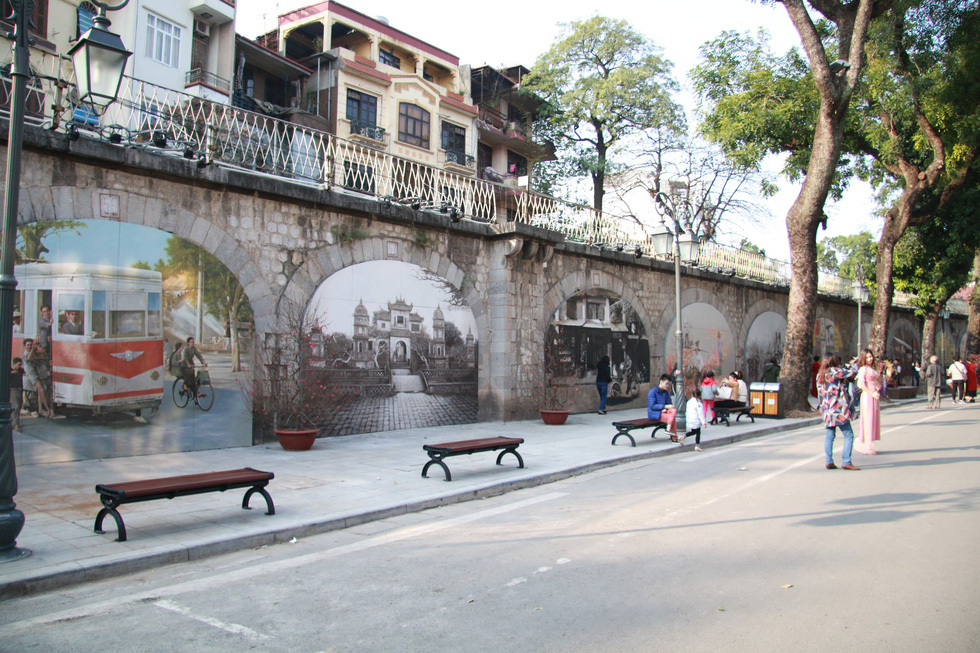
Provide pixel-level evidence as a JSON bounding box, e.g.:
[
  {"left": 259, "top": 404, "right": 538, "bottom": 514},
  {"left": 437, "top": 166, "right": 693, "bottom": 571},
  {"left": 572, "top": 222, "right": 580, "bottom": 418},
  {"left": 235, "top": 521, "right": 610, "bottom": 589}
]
[
  {"left": 813, "top": 317, "right": 841, "bottom": 358},
  {"left": 745, "top": 311, "right": 786, "bottom": 381},
  {"left": 305, "top": 260, "right": 478, "bottom": 435},
  {"left": 886, "top": 317, "right": 920, "bottom": 385},
  {"left": 664, "top": 303, "right": 735, "bottom": 377},
  {"left": 12, "top": 219, "right": 254, "bottom": 463},
  {"left": 545, "top": 290, "right": 650, "bottom": 406}
]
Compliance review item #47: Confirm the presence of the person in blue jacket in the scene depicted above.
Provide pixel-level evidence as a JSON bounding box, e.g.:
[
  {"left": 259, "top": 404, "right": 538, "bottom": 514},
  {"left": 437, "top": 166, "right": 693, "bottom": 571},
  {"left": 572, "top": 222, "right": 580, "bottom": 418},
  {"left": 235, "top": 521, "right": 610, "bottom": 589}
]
[{"left": 647, "top": 374, "right": 677, "bottom": 436}]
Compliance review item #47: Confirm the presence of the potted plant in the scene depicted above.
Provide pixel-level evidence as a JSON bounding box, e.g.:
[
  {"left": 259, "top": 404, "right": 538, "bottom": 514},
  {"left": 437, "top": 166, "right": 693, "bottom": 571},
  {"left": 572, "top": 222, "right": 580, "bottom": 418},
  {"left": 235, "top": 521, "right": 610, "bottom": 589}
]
[{"left": 244, "top": 318, "right": 340, "bottom": 450}]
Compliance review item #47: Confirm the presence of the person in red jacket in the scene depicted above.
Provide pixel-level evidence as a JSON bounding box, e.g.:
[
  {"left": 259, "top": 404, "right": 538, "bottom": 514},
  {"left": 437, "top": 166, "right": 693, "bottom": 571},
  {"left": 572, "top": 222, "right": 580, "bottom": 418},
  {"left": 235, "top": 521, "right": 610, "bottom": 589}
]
[{"left": 965, "top": 356, "right": 978, "bottom": 403}]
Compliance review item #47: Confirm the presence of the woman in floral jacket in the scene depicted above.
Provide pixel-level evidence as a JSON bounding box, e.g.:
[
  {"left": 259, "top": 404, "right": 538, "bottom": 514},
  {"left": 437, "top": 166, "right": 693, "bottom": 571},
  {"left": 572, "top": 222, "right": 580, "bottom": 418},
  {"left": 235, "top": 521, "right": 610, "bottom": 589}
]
[{"left": 816, "top": 354, "right": 860, "bottom": 470}]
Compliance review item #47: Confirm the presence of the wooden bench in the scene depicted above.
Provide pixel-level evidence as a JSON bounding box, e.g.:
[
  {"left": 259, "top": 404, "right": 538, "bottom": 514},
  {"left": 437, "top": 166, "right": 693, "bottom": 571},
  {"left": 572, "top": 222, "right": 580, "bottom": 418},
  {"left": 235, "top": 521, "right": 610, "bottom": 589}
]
[
  {"left": 713, "top": 404, "right": 755, "bottom": 427},
  {"left": 422, "top": 436, "right": 524, "bottom": 481},
  {"left": 94, "top": 468, "right": 275, "bottom": 542},
  {"left": 611, "top": 418, "right": 669, "bottom": 447}
]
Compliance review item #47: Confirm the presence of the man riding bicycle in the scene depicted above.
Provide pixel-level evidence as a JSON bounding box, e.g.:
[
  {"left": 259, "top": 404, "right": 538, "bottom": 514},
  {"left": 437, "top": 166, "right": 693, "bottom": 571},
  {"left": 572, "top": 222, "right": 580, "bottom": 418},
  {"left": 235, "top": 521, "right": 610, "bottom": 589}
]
[{"left": 179, "top": 336, "right": 207, "bottom": 397}]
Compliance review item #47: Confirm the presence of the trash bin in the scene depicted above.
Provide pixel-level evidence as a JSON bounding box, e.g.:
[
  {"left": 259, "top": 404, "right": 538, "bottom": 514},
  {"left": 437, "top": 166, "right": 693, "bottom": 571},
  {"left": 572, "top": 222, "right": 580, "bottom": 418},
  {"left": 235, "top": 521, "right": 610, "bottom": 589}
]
[
  {"left": 763, "top": 382, "right": 783, "bottom": 418},
  {"left": 749, "top": 382, "right": 765, "bottom": 415}
]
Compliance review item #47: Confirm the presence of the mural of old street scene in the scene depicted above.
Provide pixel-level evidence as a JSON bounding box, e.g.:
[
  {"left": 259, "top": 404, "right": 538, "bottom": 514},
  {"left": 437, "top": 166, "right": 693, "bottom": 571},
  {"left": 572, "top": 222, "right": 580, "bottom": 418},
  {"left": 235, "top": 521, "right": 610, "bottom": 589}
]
[
  {"left": 545, "top": 290, "right": 650, "bottom": 409},
  {"left": 11, "top": 220, "right": 253, "bottom": 464},
  {"left": 306, "top": 261, "right": 478, "bottom": 435},
  {"left": 745, "top": 312, "right": 786, "bottom": 382},
  {"left": 886, "top": 317, "right": 920, "bottom": 385},
  {"left": 664, "top": 303, "right": 735, "bottom": 378}
]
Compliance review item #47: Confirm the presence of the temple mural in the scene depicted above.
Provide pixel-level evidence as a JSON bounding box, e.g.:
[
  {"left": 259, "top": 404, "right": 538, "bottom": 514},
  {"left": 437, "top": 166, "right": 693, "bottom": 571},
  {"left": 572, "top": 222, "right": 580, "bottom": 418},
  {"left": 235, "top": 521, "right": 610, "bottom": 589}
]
[
  {"left": 546, "top": 290, "right": 650, "bottom": 406},
  {"left": 664, "top": 303, "right": 735, "bottom": 377},
  {"left": 306, "top": 261, "right": 478, "bottom": 435},
  {"left": 745, "top": 312, "right": 786, "bottom": 382}
]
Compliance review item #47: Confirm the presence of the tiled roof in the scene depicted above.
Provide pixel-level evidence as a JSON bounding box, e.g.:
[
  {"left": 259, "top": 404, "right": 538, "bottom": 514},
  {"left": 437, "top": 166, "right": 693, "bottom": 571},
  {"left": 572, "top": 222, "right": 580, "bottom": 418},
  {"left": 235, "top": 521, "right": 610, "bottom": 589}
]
[
  {"left": 343, "top": 59, "right": 392, "bottom": 84},
  {"left": 440, "top": 94, "right": 478, "bottom": 115}
]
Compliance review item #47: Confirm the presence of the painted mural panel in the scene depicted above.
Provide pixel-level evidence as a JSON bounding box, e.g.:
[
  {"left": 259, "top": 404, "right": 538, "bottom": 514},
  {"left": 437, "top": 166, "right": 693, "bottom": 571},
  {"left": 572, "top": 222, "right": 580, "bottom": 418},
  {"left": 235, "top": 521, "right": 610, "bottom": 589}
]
[
  {"left": 664, "top": 303, "right": 735, "bottom": 377},
  {"left": 12, "top": 220, "right": 253, "bottom": 464},
  {"left": 812, "top": 317, "right": 841, "bottom": 358},
  {"left": 306, "top": 261, "right": 478, "bottom": 435},
  {"left": 545, "top": 291, "right": 650, "bottom": 407},
  {"left": 745, "top": 312, "right": 786, "bottom": 382},
  {"left": 886, "top": 317, "right": 920, "bottom": 385}
]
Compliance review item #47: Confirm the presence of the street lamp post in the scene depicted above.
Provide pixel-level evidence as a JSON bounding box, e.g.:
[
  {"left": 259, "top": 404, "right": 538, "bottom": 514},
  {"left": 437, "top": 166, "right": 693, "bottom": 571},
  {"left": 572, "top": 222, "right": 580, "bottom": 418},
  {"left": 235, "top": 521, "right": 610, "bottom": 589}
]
[
  {"left": 651, "top": 192, "right": 700, "bottom": 410},
  {"left": 0, "top": 0, "right": 130, "bottom": 563},
  {"left": 851, "top": 264, "right": 869, "bottom": 356}
]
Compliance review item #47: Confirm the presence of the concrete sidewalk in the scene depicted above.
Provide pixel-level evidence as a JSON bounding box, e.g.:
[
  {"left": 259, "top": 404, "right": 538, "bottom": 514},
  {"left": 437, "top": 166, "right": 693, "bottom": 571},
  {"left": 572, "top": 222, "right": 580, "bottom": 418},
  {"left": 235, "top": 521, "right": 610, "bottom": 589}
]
[{"left": 3, "top": 401, "right": 905, "bottom": 599}]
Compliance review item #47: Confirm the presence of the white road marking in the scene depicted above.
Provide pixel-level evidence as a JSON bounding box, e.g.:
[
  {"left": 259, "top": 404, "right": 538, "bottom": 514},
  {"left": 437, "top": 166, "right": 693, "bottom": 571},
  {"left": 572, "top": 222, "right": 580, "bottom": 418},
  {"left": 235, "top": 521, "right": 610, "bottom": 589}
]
[
  {"left": 505, "top": 577, "right": 528, "bottom": 587},
  {"left": 0, "top": 492, "right": 567, "bottom": 635},
  {"left": 154, "top": 600, "right": 270, "bottom": 641},
  {"left": 534, "top": 567, "right": 551, "bottom": 574},
  {"left": 556, "top": 558, "right": 571, "bottom": 565}
]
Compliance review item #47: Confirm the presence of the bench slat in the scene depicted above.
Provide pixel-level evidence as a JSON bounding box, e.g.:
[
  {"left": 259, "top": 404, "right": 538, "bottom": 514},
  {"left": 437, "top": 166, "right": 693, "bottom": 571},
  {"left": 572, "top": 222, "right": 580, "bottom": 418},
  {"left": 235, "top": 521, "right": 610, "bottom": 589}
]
[
  {"left": 424, "top": 436, "right": 523, "bottom": 454},
  {"left": 96, "top": 468, "right": 273, "bottom": 500}
]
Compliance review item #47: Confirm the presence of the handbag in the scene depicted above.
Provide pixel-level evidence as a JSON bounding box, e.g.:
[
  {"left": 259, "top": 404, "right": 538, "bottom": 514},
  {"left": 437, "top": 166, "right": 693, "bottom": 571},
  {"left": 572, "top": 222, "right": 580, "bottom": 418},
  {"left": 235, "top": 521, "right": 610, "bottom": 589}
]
[{"left": 700, "top": 384, "right": 716, "bottom": 400}]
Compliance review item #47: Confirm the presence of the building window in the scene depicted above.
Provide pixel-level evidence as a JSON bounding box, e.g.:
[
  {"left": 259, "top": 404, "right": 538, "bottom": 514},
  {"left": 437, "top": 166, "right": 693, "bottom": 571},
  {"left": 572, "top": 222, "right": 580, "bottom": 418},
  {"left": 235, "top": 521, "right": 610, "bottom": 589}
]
[
  {"left": 77, "top": 1, "right": 96, "bottom": 38},
  {"left": 507, "top": 150, "right": 528, "bottom": 177},
  {"left": 379, "top": 48, "right": 400, "bottom": 68},
  {"left": 398, "top": 103, "right": 430, "bottom": 149},
  {"left": 587, "top": 302, "right": 605, "bottom": 321},
  {"left": 145, "top": 12, "right": 181, "bottom": 68},
  {"left": 441, "top": 121, "right": 465, "bottom": 153},
  {"left": 346, "top": 89, "right": 377, "bottom": 125},
  {"left": 422, "top": 71, "right": 434, "bottom": 82}
]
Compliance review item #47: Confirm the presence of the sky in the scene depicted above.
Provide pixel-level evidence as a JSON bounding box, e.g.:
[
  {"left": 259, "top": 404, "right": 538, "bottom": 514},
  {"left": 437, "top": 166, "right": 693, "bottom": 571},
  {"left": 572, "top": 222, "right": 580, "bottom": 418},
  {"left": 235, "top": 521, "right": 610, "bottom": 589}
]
[{"left": 234, "top": 0, "right": 883, "bottom": 261}]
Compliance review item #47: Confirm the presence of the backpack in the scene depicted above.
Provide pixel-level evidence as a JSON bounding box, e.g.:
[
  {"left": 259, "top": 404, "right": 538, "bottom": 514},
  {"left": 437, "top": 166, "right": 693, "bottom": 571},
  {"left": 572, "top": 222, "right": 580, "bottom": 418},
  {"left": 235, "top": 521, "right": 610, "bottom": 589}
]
[{"left": 700, "top": 384, "right": 716, "bottom": 401}]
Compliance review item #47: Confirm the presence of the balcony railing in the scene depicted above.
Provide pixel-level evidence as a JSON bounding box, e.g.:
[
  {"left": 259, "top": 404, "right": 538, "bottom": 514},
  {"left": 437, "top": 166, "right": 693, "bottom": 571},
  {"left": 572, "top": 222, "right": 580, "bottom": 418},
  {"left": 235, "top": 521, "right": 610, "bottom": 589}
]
[
  {"left": 0, "top": 66, "right": 953, "bottom": 313},
  {"left": 443, "top": 149, "right": 475, "bottom": 169},
  {"left": 185, "top": 68, "right": 231, "bottom": 94},
  {"left": 342, "top": 118, "right": 389, "bottom": 146}
]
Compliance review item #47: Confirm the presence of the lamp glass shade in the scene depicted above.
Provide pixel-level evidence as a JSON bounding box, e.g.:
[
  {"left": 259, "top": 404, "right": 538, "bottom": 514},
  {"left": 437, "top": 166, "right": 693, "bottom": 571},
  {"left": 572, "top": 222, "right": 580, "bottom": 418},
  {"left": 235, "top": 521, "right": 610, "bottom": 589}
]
[
  {"left": 69, "top": 26, "right": 131, "bottom": 110},
  {"left": 677, "top": 231, "right": 700, "bottom": 264},
  {"left": 851, "top": 280, "right": 870, "bottom": 303},
  {"left": 650, "top": 226, "right": 672, "bottom": 258}
]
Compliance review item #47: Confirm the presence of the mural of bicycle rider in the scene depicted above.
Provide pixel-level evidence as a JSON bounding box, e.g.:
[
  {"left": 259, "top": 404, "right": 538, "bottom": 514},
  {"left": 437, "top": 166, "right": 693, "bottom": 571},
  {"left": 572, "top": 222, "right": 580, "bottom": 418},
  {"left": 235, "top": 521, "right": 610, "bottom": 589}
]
[{"left": 180, "top": 337, "right": 207, "bottom": 396}]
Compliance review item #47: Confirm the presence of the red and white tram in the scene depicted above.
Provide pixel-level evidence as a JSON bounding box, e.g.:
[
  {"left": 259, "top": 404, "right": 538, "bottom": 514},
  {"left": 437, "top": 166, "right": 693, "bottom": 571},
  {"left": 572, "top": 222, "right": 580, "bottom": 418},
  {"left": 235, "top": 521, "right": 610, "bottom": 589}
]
[{"left": 13, "top": 263, "right": 164, "bottom": 418}]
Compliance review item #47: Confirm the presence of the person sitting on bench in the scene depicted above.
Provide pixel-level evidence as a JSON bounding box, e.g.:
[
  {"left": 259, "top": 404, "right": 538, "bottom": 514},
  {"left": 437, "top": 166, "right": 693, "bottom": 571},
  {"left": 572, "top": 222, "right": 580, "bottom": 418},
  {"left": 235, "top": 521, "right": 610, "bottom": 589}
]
[
  {"left": 647, "top": 374, "right": 677, "bottom": 435},
  {"left": 714, "top": 370, "right": 749, "bottom": 412}
]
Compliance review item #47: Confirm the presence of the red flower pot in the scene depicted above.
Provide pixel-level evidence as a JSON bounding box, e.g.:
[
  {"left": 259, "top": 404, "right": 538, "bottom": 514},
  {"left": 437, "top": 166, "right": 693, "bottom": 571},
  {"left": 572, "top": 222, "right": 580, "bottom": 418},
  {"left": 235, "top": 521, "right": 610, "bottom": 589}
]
[
  {"left": 275, "top": 428, "right": 318, "bottom": 451},
  {"left": 539, "top": 409, "right": 570, "bottom": 425}
]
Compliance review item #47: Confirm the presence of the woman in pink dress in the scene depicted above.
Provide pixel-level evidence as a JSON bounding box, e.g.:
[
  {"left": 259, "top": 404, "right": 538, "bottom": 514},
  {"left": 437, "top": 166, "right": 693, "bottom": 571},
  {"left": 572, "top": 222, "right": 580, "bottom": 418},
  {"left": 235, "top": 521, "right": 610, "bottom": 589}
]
[{"left": 856, "top": 349, "right": 882, "bottom": 455}]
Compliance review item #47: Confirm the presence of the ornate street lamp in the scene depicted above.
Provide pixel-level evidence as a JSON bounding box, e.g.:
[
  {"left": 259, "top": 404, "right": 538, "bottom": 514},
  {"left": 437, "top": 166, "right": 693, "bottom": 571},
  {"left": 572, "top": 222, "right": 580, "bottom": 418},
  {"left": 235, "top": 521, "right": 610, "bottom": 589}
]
[
  {"left": 68, "top": 2, "right": 133, "bottom": 113},
  {"left": 651, "top": 191, "right": 701, "bottom": 410},
  {"left": 0, "top": 0, "right": 131, "bottom": 563},
  {"left": 851, "top": 263, "right": 870, "bottom": 356}
]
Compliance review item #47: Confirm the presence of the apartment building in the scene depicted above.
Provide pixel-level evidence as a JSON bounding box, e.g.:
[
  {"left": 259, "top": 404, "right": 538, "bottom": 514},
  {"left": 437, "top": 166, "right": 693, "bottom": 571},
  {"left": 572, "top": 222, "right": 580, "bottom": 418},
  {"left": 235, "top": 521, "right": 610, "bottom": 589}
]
[{"left": 1, "top": 0, "right": 237, "bottom": 113}]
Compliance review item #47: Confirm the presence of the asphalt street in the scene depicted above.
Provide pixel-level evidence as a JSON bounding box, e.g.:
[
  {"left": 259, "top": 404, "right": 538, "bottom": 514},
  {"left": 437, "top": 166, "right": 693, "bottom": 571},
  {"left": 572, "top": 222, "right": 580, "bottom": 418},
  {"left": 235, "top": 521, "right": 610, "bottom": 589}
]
[{"left": 0, "top": 401, "right": 977, "bottom": 652}]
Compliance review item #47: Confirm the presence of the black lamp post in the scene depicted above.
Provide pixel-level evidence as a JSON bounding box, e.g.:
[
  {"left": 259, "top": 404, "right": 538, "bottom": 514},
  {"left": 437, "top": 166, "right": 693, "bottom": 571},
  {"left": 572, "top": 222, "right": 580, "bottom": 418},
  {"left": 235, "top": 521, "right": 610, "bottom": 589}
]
[
  {"left": 651, "top": 192, "right": 700, "bottom": 409},
  {"left": 851, "top": 263, "right": 869, "bottom": 356},
  {"left": 0, "top": 0, "right": 130, "bottom": 563}
]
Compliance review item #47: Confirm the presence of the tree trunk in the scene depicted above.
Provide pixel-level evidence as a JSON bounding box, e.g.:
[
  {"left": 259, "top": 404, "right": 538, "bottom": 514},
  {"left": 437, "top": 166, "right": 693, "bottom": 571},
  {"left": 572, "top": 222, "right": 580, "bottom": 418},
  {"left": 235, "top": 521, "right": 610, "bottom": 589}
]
[
  {"left": 967, "top": 248, "right": 980, "bottom": 357},
  {"left": 868, "top": 211, "right": 904, "bottom": 357},
  {"left": 782, "top": 207, "right": 821, "bottom": 412},
  {"left": 921, "top": 311, "right": 937, "bottom": 362}
]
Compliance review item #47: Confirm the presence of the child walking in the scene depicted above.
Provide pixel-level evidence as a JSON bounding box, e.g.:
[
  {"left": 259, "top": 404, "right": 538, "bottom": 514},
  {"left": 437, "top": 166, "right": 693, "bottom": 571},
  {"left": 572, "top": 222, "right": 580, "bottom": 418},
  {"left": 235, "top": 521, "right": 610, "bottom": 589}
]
[
  {"left": 680, "top": 384, "right": 706, "bottom": 452},
  {"left": 700, "top": 370, "right": 718, "bottom": 425}
]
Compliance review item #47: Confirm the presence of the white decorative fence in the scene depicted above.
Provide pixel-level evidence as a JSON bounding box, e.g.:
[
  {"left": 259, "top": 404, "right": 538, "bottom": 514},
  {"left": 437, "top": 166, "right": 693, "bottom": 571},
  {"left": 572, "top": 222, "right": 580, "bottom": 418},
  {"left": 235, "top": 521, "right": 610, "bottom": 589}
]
[{"left": 0, "top": 65, "right": 951, "bottom": 310}]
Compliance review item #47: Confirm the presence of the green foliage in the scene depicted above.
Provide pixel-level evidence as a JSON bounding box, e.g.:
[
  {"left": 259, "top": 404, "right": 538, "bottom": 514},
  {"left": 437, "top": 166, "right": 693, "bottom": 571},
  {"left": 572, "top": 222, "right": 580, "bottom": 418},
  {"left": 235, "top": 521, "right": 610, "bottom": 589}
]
[
  {"left": 163, "top": 237, "right": 252, "bottom": 327},
  {"left": 815, "top": 232, "right": 877, "bottom": 280},
  {"left": 330, "top": 224, "right": 370, "bottom": 245},
  {"left": 16, "top": 221, "right": 87, "bottom": 263},
  {"left": 130, "top": 260, "right": 152, "bottom": 270},
  {"left": 893, "top": 180, "right": 980, "bottom": 317},
  {"left": 525, "top": 16, "right": 685, "bottom": 211},
  {"left": 738, "top": 239, "right": 762, "bottom": 254}
]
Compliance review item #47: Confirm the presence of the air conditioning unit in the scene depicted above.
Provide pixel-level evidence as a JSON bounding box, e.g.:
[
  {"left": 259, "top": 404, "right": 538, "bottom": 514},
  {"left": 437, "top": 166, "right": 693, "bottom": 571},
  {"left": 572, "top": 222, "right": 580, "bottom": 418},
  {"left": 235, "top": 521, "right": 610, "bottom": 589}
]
[{"left": 194, "top": 20, "right": 211, "bottom": 38}]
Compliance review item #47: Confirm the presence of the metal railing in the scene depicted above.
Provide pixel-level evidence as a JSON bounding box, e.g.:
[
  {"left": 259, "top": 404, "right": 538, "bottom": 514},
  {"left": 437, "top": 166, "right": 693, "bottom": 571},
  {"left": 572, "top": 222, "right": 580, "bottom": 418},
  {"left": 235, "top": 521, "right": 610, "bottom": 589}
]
[
  {"left": 0, "top": 65, "right": 957, "bottom": 313},
  {"left": 342, "top": 118, "right": 388, "bottom": 146},
  {"left": 442, "top": 149, "right": 475, "bottom": 168},
  {"left": 184, "top": 68, "right": 232, "bottom": 94}
]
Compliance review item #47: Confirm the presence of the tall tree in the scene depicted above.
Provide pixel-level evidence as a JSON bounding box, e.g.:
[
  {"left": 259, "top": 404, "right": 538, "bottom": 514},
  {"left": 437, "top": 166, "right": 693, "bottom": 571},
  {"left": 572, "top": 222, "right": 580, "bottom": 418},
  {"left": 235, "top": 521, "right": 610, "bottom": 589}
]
[
  {"left": 859, "top": 1, "right": 980, "bottom": 355},
  {"left": 694, "top": 0, "right": 893, "bottom": 412},
  {"left": 816, "top": 231, "right": 877, "bottom": 280},
  {"left": 15, "top": 221, "right": 86, "bottom": 262},
  {"left": 525, "top": 16, "right": 685, "bottom": 213}
]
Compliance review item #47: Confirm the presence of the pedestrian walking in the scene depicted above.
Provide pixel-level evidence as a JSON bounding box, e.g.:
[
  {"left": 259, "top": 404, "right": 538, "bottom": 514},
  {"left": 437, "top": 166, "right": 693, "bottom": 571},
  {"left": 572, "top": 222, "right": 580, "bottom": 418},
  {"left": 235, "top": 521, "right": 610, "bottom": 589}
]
[
  {"left": 700, "top": 370, "right": 718, "bottom": 424},
  {"left": 596, "top": 355, "right": 611, "bottom": 415},
  {"left": 10, "top": 357, "right": 24, "bottom": 431},
  {"left": 816, "top": 354, "right": 860, "bottom": 470},
  {"left": 855, "top": 349, "right": 881, "bottom": 455},
  {"left": 924, "top": 354, "right": 943, "bottom": 409},
  {"left": 947, "top": 357, "right": 968, "bottom": 404},
  {"left": 965, "top": 356, "right": 978, "bottom": 403},
  {"left": 681, "top": 384, "right": 706, "bottom": 452}
]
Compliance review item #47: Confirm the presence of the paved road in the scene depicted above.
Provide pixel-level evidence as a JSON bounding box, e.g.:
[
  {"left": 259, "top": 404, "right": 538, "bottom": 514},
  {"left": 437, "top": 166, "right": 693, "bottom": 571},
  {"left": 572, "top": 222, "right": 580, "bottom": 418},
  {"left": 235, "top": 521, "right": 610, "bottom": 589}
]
[{"left": 1, "top": 403, "right": 977, "bottom": 652}]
